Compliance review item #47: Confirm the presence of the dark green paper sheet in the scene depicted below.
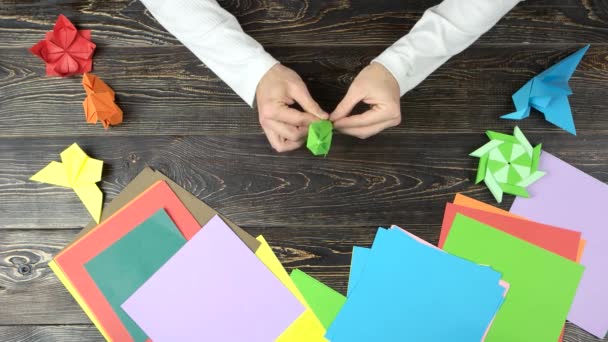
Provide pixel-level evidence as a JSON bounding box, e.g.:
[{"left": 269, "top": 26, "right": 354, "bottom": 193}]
[{"left": 84, "top": 208, "right": 186, "bottom": 342}]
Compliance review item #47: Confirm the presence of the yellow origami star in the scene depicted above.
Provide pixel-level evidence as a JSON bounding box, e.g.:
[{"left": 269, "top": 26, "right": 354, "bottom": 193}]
[{"left": 31, "top": 143, "right": 103, "bottom": 223}]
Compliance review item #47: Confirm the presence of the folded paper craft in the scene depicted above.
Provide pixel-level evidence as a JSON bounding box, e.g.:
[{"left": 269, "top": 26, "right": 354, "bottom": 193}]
[
  {"left": 29, "top": 14, "right": 96, "bottom": 77},
  {"left": 307, "top": 120, "right": 333, "bottom": 156},
  {"left": 30, "top": 143, "right": 103, "bottom": 223},
  {"left": 501, "top": 45, "right": 590, "bottom": 135},
  {"left": 83, "top": 73, "right": 123, "bottom": 129},
  {"left": 470, "top": 126, "right": 545, "bottom": 203}
]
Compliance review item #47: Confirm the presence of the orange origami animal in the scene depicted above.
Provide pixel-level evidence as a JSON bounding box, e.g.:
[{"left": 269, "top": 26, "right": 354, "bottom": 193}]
[{"left": 82, "top": 73, "right": 123, "bottom": 129}]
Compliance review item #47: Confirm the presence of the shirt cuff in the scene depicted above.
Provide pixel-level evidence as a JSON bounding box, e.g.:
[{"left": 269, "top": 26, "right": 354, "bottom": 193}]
[
  {"left": 372, "top": 49, "right": 412, "bottom": 97},
  {"left": 241, "top": 53, "right": 279, "bottom": 107}
]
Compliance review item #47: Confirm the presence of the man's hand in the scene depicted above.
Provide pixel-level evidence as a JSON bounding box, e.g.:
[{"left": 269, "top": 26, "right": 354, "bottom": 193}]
[
  {"left": 330, "top": 62, "right": 401, "bottom": 139},
  {"left": 256, "top": 64, "right": 328, "bottom": 152}
]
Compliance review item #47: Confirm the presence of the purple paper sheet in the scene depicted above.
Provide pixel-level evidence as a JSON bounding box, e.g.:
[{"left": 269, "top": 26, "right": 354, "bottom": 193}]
[
  {"left": 510, "top": 152, "right": 608, "bottom": 338},
  {"left": 121, "top": 215, "right": 304, "bottom": 341}
]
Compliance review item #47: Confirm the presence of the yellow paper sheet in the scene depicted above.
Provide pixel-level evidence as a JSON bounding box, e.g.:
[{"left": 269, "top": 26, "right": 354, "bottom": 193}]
[
  {"left": 48, "top": 260, "right": 110, "bottom": 341},
  {"left": 255, "top": 236, "right": 327, "bottom": 342}
]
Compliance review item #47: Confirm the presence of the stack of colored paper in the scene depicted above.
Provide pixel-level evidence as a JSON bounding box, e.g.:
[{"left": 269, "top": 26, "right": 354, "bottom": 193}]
[
  {"left": 325, "top": 227, "right": 508, "bottom": 341},
  {"left": 312, "top": 191, "right": 588, "bottom": 341},
  {"left": 508, "top": 152, "right": 608, "bottom": 339},
  {"left": 49, "top": 167, "right": 333, "bottom": 341},
  {"left": 49, "top": 150, "right": 607, "bottom": 341},
  {"left": 438, "top": 195, "right": 585, "bottom": 341},
  {"left": 313, "top": 151, "right": 603, "bottom": 341},
  {"left": 437, "top": 151, "right": 608, "bottom": 340}
]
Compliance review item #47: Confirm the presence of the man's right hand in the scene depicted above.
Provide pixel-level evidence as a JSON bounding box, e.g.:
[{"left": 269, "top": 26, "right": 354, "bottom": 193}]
[{"left": 256, "top": 64, "right": 328, "bottom": 152}]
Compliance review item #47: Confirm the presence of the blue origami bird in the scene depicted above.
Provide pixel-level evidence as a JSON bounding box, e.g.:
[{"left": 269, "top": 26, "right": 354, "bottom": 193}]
[{"left": 501, "top": 45, "right": 590, "bottom": 135}]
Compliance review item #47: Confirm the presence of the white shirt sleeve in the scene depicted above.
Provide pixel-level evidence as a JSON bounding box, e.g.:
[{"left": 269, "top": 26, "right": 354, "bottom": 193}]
[
  {"left": 140, "top": 0, "right": 279, "bottom": 107},
  {"left": 373, "top": 0, "right": 523, "bottom": 96}
]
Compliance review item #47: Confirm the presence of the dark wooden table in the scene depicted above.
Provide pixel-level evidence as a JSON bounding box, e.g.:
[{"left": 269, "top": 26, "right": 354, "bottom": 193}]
[{"left": 1, "top": 0, "right": 607, "bottom": 341}]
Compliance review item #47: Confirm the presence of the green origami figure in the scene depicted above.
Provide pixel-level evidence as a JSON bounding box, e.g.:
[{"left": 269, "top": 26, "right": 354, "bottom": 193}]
[
  {"left": 470, "top": 126, "right": 545, "bottom": 203},
  {"left": 307, "top": 120, "right": 333, "bottom": 156}
]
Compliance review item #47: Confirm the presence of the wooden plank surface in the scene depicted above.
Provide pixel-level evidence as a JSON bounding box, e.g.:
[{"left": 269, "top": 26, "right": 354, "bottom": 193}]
[
  {"left": 1, "top": 0, "right": 608, "bottom": 341},
  {"left": 1, "top": 0, "right": 607, "bottom": 48},
  {"left": 1, "top": 45, "right": 607, "bottom": 137},
  {"left": 3, "top": 133, "right": 608, "bottom": 229}
]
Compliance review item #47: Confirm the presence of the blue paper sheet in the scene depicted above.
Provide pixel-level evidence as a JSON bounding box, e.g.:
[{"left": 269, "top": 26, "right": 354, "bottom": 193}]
[
  {"left": 327, "top": 228, "right": 505, "bottom": 342},
  {"left": 501, "top": 45, "right": 589, "bottom": 135},
  {"left": 347, "top": 246, "right": 370, "bottom": 296}
]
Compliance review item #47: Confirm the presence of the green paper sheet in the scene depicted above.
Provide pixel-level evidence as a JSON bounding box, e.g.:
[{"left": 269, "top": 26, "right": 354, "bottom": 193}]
[
  {"left": 290, "top": 269, "right": 346, "bottom": 329},
  {"left": 307, "top": 120, "right": 333, "bottom": 156},
  {"left": 443, "top": 214, "right": 584, "bottom": 342},
  {"left": 84, "top": 209, "right": 187, "bottom": 342}
]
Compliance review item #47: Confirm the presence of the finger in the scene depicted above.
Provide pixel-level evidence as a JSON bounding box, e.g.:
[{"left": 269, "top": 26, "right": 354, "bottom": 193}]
[
  {"left": 330, "top": 84, "right": 365, "bottom": 122},
  {"left": 336, "top": 117, "right": 400, "bottom": 139},
  {"left": 264, "top": 119, "right": 307, "bottom": 142},
  {"left": 289, "top": 83, "right": 328, "bottom": 119},
  {"left": 333, "top": 107, "right": 398, "bottom": 129},
  {"left": 274, "top": 107, "right": 319, "bottom": 127},
  {"left": 262, "top": 126, "right": 302, "bottom": 152}
]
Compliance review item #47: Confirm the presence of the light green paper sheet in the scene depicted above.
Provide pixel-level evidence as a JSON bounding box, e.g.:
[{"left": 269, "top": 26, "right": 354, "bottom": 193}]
[
  {"left": 443, "top": 214, "right": 584, "bottom": 342},
  {"left": 290, "top": 269, "right": 346, "bottom": 329}
]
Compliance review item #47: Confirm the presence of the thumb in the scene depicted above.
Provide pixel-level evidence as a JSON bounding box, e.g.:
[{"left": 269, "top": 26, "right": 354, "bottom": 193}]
[
  {"left": 290, "top": 83, "right": 328, "bottom": 120},
  {"left": 331, "top": 84, "right": 364, "bottom": 122}
]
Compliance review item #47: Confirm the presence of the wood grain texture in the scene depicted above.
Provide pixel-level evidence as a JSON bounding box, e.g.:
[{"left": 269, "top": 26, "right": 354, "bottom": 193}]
[
  {"left": 1, "top": 45, "right": 607, "bottom": 137},
  {"left": 2, "top": 133, "right": 608, "bottom": 229},
  {"left": 0, "top": 326, "right": 102, "bottom": 342},
  {"left": 0, "top": 0, "right": 607, "bottom": 48}
]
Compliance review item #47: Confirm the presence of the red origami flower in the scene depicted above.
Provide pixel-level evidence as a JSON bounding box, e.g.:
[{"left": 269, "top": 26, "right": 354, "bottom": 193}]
[{"left": 29, "top": 14, "right": 96, "bottom": 77}]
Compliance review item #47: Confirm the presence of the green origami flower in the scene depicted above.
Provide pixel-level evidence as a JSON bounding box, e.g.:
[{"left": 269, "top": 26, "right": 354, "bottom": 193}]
[
  {"left": 470, "top": 126, "right": 545, "bottom": 203},
  {"left": 307, "top": 120, "right": 333, "bottom": 156}
]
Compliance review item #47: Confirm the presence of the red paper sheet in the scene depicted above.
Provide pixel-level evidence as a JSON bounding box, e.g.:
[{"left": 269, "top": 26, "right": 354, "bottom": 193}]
[
  {"left": 53, "top": 180, "right": 201, "bottom": 341},
  {"left": 439, "top": 203, "right": 582, "bottom": 261},
  {"left": 452, "top": 194, "right": 586, "bottom": 261}
]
